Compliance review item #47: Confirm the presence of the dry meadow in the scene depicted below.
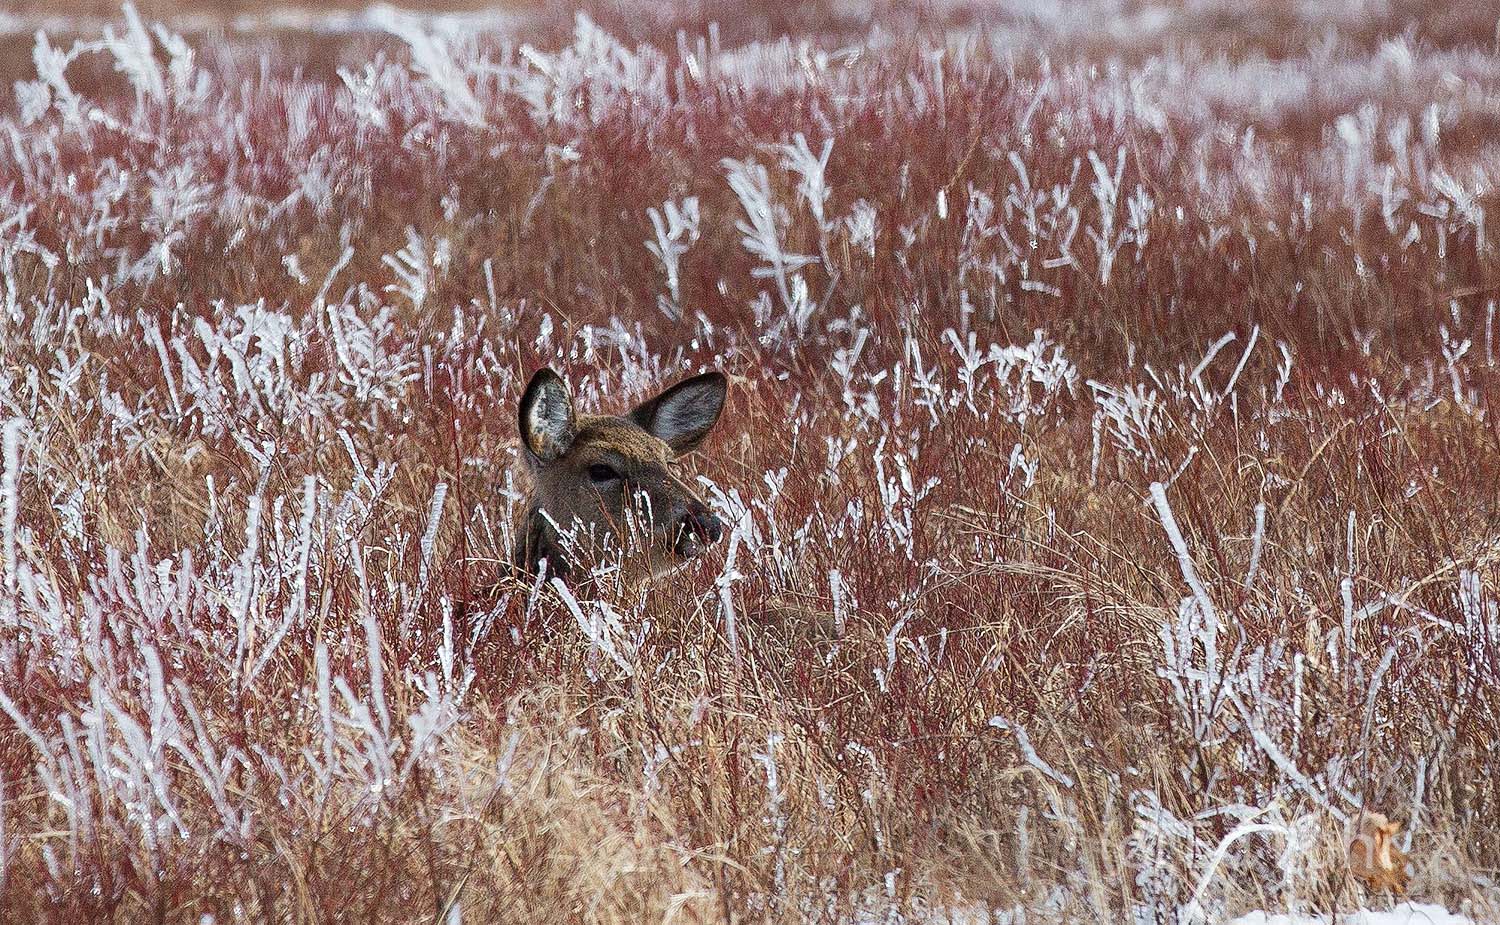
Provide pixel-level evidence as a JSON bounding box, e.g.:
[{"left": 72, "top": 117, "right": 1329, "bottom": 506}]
[{"left": 0, "top": 1, "right": 1498, "bottom": 922}]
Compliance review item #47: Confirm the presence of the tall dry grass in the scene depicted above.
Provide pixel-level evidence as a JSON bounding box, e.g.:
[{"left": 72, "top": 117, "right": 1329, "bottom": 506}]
[{"left": 0, "top": 1, "right": 1497, "bottom": 922}]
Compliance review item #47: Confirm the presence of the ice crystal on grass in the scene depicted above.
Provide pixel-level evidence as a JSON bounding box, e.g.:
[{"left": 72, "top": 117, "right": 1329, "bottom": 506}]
[{"left": 645, "top": 197, "right": 700, "bottom": 322}]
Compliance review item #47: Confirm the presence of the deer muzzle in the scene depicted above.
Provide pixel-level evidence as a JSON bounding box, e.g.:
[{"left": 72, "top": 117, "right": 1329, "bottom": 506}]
[{"left": 674, "top": 500, "right": 724, "bottom": 560}]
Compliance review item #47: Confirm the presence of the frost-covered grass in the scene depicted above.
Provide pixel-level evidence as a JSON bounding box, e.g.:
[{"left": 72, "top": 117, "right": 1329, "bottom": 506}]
[
  {"left": 0, "top": 2, "right": 1498, "bottom": 922},
  {"left": 1229, "top": 902, "right": 1477, "bottom": 925}
]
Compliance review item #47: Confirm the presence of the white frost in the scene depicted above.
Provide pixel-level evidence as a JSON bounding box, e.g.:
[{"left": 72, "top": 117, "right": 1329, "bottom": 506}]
[{"left": 1228, "top": 903, "right": 1475, "bottom": 925}]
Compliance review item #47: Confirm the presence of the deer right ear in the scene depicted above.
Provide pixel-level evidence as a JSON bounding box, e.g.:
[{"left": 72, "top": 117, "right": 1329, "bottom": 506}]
[
  {"left": 629, "top": 371, "right": 727, "bottom": 456},
  {"left": 517, "top": 368, "right": 576, "bottom": 463}
]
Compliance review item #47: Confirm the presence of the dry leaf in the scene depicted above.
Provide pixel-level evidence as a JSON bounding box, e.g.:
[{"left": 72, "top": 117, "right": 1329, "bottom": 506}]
[{"left": 1348, "top": 811, "right": 1410, "bottom": 894}]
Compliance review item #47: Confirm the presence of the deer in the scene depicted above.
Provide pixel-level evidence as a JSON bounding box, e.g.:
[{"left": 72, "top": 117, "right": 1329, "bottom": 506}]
[{"left": 509, "top": 367, "right": 728, "bottom": 584}]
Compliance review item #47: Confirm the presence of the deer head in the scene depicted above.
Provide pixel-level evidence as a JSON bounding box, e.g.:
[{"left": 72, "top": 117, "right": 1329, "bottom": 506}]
[{"left": 511, "top": 368, "right": 727, "bottom": 583}]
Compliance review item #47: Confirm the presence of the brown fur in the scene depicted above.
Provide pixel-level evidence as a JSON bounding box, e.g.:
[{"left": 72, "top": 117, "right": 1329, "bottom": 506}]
[{"left": 511, "top": 370, "right": 727, "bottom": 583}]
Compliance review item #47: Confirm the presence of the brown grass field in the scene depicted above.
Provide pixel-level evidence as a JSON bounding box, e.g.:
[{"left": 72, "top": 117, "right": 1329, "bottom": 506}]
[{"left": 0, "top": 1, "right": 1498, "bottom": 922}]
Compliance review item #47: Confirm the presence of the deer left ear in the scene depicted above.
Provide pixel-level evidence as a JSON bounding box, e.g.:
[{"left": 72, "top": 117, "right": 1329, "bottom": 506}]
[
  {"left": 630, "top": 371, "right": 727, "bottom": 455},
  {"left": 518, "top": 367, "right": 577, "bottom": 464}
]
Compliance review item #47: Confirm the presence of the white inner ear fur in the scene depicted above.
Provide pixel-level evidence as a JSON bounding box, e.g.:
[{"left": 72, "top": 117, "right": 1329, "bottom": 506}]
[{"left": 527, "top": 384, "right": 574, "bottom": 459}]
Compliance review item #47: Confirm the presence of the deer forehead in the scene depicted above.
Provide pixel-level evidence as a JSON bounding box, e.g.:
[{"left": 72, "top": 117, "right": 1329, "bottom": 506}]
[{"left": 570, "top": 415, "right": 672, "bottom": 466}]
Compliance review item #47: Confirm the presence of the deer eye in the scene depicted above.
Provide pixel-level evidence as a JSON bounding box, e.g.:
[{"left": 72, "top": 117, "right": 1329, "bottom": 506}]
[{"left": 587, "top": 463, "right": 621, "bottom": 484}]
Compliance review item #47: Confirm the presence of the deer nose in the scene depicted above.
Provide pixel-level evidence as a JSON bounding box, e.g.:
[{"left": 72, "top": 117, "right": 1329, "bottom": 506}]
[
  {"left": 675, "top": 500, "right": 723, "bottom": 558},
  {"left": 687, "top": 500, "right": 724, "bottom": 543}
]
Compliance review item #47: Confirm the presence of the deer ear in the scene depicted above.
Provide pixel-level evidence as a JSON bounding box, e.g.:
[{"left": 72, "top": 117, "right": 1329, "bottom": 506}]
[
  {"left": 518, "top": 368, "right": 576, "bottom": 463},
  {"left": 630, "top": 371, "right": 727, "bottom": 455}
]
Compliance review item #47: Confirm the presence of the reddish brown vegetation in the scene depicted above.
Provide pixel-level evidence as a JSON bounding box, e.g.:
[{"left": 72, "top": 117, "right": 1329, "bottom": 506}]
[{"left": 0, "top": 1, "right": 1496, "bottom": 922}]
